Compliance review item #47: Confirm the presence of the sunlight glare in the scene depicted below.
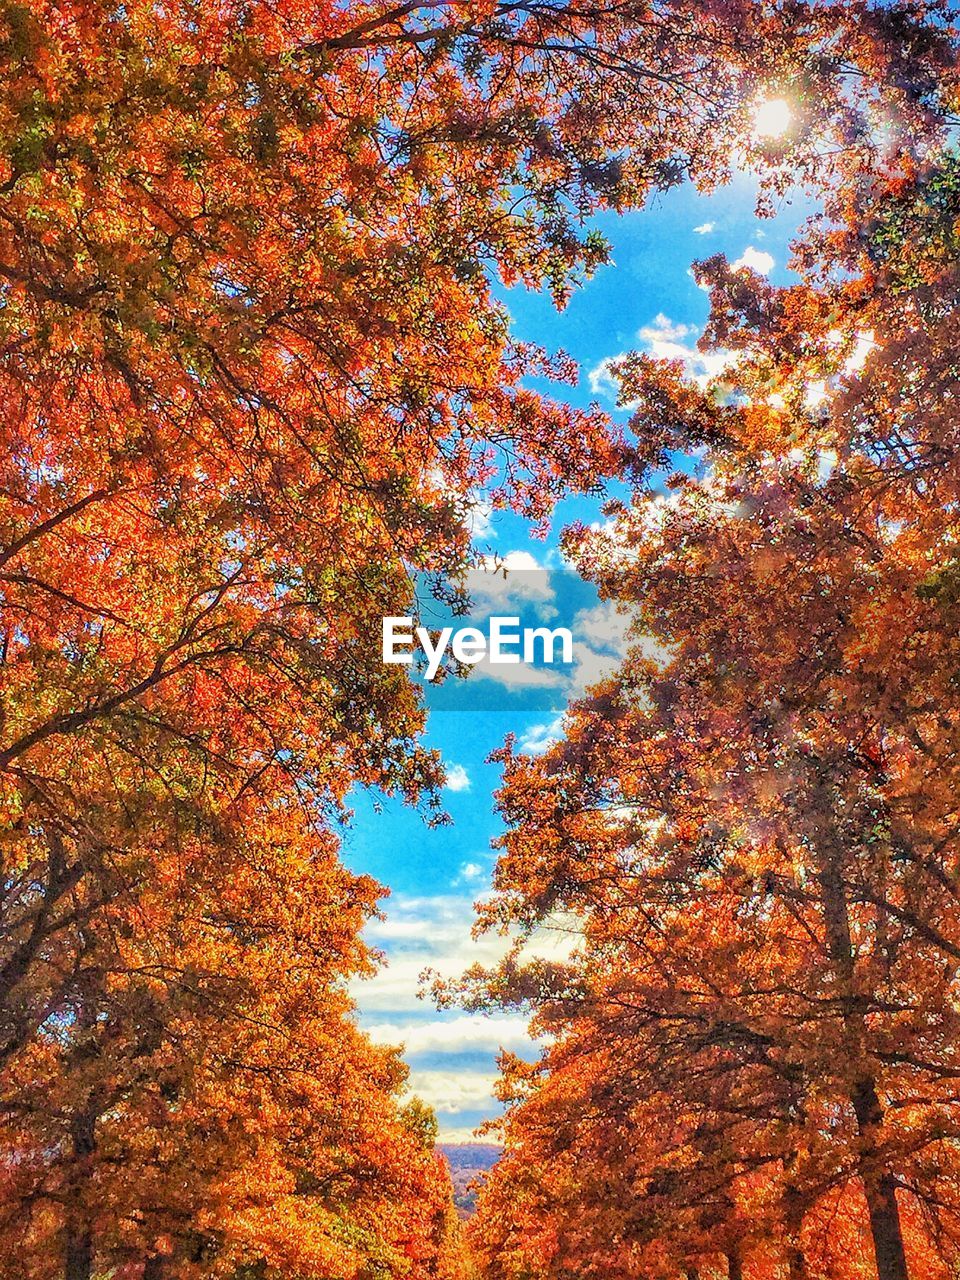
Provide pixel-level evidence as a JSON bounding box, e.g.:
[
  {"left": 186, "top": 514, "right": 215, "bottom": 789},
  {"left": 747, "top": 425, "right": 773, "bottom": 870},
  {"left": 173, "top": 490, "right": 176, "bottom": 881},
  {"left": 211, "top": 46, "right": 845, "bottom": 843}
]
[{"left": 752, "top": 97, "right": 792, "bottom": 139}]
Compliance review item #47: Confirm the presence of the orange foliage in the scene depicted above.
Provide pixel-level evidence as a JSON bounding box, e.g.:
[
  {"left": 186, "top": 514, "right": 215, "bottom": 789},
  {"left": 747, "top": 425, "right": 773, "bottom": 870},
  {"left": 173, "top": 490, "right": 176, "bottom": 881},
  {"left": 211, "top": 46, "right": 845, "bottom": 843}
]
[
  {"left": 1, "top": 1, "right": 959, "bottom": 1278},
  {"left": 461, "top": 17, "right": 960, "bottom": 1280}
]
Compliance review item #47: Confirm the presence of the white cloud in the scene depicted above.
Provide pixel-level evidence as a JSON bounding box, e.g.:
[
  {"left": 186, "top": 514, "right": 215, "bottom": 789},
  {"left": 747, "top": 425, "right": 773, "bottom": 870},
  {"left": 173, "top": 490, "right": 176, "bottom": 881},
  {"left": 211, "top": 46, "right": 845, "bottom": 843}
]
[
  {"left": 842, "top": 330, "right": 876, "bottom": 374},
  {"left": 558, "top": 601, "right": 635, "bottom": 697},
  {"left": 457, "top": 860, "right": 485, "bottom": 883},
  {"left": 521, "top": 913, "right": 583, "bottom": 963},
  {"left": 353, "top": 896, "right": 531, "bottom": 1130},
  {"left": 817, "top": 449, "right": 839, "bottom": 483},
  {"left": 424, "top": 471, "right": 496, "bottom": 543},
  {"left": 569, "top": 642, "right": 624, "bottom": 694},
  {"left": 469, "top": 654, "right": 567, "bottom": 690},
  {"left": 355, "top": 894, "right": 580, "bottom": 1016},
  {"left": 588, "top": 310, "right": 723, "bottom": 397},
  {"left": 355, "top": 895, "right": 508, "bottom": 1015},
  {"left": 694, "top": 221, "right": 715, "bottom": 235},
  {"left": 468, "top": 551, "right": 554, "bottom": 616},
  {"left": 351, "top": 892, "right": 583, "bottom": 1139},
  {"left": 406, "top": 1068, "right": 501, "bottom": 1112},
  {"left": 588, "top": 357, "right": 626, "bottom": 400},
  {"left": 362, "top": 894, "right": 486, "bottom": 957},
  {"left": 466, "top": 495, "right": 495, "bottom": 542},
  {"left": 366, "top": 1013, "right": 531, "bottom": 1057},
  {"left": 435, "top": 1124, "right": 495, "bottom": 1142},
  {"left": 731, "top": 246, "right": 774, "bottom": 276},
  {"left": 445, "top": 763, "right": 471, "bottom": 792},
  {"left": 638, "top": 313, "right": 696, "bottom": 346},
  {"left": 782, "top": 330, "right": 876, "bottom": 423},
  {"left": 804, "top": 379, "right": 828, "bottom": 411},
  {"left": 481, "top": 549, "right": 542, "bottom": 573},
  {"left": 353, "top": 955, "right": 447, "bottom": 1012},
  {"left": 518, "top": 715, "right": 565, "bottom": 756},
  {"left": 573, "top": 599, "right": 634, "bottom": 654}
]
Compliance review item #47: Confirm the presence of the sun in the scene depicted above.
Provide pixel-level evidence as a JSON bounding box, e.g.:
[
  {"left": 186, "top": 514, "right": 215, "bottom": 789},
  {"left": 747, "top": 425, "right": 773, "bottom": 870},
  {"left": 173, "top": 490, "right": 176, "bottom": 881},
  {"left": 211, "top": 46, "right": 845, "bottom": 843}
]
[{"left": 752, "top": 97, "right": 792, "bottom": 139}]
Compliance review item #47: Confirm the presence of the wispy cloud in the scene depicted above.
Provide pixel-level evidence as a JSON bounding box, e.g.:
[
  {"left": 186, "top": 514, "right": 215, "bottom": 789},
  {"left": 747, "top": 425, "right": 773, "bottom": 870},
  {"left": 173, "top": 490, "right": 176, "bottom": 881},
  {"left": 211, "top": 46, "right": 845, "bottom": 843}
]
[
  {"left": 444, "top": 763, "right": 471, "bottom": 792},
  {"left": 455, "top": 860, "right": 486, "bottom": 885},
  {"left": 518, "top": 715, "right": 565, "bottom": 756},
  {"left": 406, "top": 1068, "right": 502, "bottom": 1112},
  {"left": 466, "top": 494, "right": 495, "bottom": 542},
  {"left": 365, "top": 1014, "right": 531, "bottom": 1057},
  {"left": 694, "top": 221, "right": 715, "bottom": 234},
  {"left": 574, "top": 598, "right": 634, "bottom": 653},
  {"left": 469, "top": 551, "right": 555, "bottom": 616},
  {"left": 469, "top": 654, "right": 567, "bottom": 690},
  {"left": 353, "top": 893, "right": 580, "bottom": 1134}
]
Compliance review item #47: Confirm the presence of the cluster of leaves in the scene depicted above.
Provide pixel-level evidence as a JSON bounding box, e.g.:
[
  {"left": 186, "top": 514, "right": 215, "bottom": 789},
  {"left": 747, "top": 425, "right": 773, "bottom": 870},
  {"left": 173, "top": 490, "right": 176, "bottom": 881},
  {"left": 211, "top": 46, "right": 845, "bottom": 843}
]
[{"left": 458, "top": 12, "right": 960, "bottom": 1280}]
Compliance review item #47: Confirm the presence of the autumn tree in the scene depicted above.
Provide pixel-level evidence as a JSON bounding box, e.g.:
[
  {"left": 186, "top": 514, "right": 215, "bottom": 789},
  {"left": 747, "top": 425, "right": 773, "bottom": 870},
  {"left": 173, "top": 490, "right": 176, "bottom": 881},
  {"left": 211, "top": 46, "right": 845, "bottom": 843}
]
[
  {"left": 0, "top": 783, "right": 477, "bottom": 1278},
  {"left": 461, "top": 38, "right": 960, "bottom": 1280}
]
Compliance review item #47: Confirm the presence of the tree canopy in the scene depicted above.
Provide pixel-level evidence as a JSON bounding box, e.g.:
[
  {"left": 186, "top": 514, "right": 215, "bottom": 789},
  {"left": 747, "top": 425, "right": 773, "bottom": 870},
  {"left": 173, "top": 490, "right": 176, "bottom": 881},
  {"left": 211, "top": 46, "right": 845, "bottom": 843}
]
[
  {"left": 2, "top": 1, "right": 960, "bottom": 1278},
  {"left": 455, "top": 9, "right": 960, "bottom": 1280}
]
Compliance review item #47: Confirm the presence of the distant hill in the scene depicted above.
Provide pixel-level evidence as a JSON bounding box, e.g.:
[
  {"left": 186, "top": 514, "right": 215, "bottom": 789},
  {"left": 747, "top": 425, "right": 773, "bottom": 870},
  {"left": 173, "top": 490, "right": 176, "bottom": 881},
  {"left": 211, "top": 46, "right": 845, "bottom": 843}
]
[{"left": 438, "top": 1143, "right": 501, "bottom": 1216}]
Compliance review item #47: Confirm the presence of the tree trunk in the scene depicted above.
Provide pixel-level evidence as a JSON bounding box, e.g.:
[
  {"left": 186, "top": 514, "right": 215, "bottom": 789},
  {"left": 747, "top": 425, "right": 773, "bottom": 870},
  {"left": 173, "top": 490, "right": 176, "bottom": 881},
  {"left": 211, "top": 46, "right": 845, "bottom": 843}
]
[
  {"left": 861, "top": 1174, "right": 910, "bottom": 1280},
  {"left": 143, "top": 1256, "right": 165, "bottom": 1280},
  {"left": 64, "top": 1226, "right": 92, "bottom": 1280},
  {"left": 727, "top": 1250, "right": 743, "bottom": 1280},
  {"left": 812, "top": 801, "right": 910, "bottom": 1280},
  {"left": 783, "top": 1180, "right": 808, "bottom": 1280},
  {"left": 64, "top": 1101, "right": 96, "bottom": 1280},
  {"left": 64, "top": 1146, "right": 93, "bottom": 1280},
  {"left": 64, "top": 1238, "right": 92, "bottom": 1280},
  {"left": 63, "top": 986, "right": 99, "bottom": 1280},
  {"left": 785, "top": 1242, "right": 807, "bottom": 1280},
  {"left": 852, "top": 1078, "right": 910, "bottom": 1280}
]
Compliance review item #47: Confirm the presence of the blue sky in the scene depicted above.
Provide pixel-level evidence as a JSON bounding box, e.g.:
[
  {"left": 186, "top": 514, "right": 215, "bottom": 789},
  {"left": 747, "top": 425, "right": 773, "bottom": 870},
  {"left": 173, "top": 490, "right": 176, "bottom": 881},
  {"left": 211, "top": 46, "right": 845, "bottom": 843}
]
[{"left": 343, "top": 166, "right": 816, "bottom": 1140}]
